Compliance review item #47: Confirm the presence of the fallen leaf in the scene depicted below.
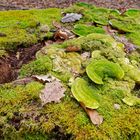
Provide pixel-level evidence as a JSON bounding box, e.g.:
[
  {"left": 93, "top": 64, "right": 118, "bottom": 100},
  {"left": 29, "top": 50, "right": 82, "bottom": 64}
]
[
  {"left": 80, "top": 102, "right": 103, "bottom": 125},
  {"left": 54, "top": 28, "right": 75, "bottom": 40},
  {"left": 32, "top": 74, "right": 57, "bottom": 83},
  {"left": 61, "top": 13, "right": 82, "bottom": 23},
  {"left": 40, "top": 80, "right": 66, "bottom": 106},
  {"left": 54, "top": 29, "right": 68, "bottom": 40},
  {"left": 65, "top": 46, "right": 81, "bottom": 52}
]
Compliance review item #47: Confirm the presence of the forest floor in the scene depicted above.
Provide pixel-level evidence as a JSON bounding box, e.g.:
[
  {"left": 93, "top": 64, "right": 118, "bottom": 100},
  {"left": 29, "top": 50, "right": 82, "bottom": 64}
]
[
  {"left": 0, "top": 1, "right": 140, "bottom": 140},
  {"left": 0, "top": 0, "right": 140, "bottom": 10}
]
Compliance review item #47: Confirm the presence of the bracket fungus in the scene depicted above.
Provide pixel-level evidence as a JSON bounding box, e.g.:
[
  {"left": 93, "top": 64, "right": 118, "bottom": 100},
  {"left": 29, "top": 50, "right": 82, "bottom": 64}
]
[
  {"left": 86, "top": 60, "right": 124, "bottom": 84},
  {"left": 71, "top": 78, "right": 100, "bottom": 109}
]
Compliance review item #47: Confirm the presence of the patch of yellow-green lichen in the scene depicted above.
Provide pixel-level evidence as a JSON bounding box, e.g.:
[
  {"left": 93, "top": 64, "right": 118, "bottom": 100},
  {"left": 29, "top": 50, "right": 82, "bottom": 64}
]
[{"left": 127, "top": 32, "right": 140, "bottom": 47}]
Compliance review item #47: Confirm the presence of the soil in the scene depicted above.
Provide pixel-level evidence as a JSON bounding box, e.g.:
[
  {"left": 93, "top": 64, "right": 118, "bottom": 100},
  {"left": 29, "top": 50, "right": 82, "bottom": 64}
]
[
  {"left": 0, "top": 38, "right": 62, "bottom": 84},
  {"left": 0, "top": 0, "right": 140, "bottom": 10},
  {"left": 0, "top": 42, "right": 45, "bottom": 84}
]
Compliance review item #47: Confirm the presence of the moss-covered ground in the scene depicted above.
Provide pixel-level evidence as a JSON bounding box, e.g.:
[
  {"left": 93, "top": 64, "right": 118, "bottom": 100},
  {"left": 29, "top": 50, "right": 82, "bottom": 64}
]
[
  {"left": 0, "top": 2, "right": 140, "bottom": 140},
  {"left": 0, "top": 8, "right": 61, "bottom": 53}
]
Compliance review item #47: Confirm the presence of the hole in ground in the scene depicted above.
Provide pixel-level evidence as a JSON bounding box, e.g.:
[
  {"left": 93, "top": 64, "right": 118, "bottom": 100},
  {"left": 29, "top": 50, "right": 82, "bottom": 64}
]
[{"left": 0, "top": 41, "right": 45, "bottom": 84}]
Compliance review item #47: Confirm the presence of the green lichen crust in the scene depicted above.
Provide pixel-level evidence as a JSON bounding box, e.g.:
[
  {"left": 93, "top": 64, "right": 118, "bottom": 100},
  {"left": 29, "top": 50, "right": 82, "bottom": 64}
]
[
  {"left": 71, "top": 78, "right": 100, "bottom": 109},
  {"left": 86, "top": 60, "right": 124, "bottom": 84}
]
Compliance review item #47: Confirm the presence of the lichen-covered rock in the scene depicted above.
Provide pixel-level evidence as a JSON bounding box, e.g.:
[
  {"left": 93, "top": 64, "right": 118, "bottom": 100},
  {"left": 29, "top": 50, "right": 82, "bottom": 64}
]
[{"left": 21, "top": 46, "right": 85, "bottom": 82}]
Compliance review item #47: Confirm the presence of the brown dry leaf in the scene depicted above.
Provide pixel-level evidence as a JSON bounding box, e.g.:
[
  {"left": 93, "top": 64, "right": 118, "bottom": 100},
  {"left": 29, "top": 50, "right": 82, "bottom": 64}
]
[
  {"left": 54, "top": 28, "right": 75, "bottom": 40},
  {"left": 87, "top": 109, "right": 103, "bottom": 125},
  {"left": 54, "top": 29, "right": 68, "bottom": 40},
  {"left": 65, "top": 46, "right": 81, "bottom": 52},
  {"left": 40, "top": 80, "right": 66, "bottom": 106},
  {"left": 80, "top": 102, "right": 103, "bottom": 125}
]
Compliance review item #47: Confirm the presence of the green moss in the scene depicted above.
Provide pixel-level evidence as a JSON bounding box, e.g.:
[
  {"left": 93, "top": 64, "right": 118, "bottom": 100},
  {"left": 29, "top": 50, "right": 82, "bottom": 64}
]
[
  {"left": 73, "top": 24, "right": 105, "bottom": 36},
  {"left": 19, "top": 56, "right": 52, "bottom": 77},
  {"left": 109, "top": 19, "right": 140, "bottom": 33},
  {"left": 127, "top": 32, "right": 140, "bottom": 47},
  {"left": 0, "top": 8, "right": 61, "bottom": 51},
  {"left": 23, "top": 133, "right": 49, "bottom": 140},
  {"left": 0, "top": 28, "right": 37, "bottom": 50},
  {"left": 0, "top": 82, "right": 140, "bottom": 139},
  {"left": 1, "top": 4, "right": 140, "bottom": 139}
]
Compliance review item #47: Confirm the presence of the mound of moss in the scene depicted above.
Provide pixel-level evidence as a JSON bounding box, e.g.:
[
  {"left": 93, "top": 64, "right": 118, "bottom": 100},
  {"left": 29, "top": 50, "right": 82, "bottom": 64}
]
[
  {"left": 14, "top": 33, "right": 140, "bottom": 139},
  {"left": 0, "top": 8, "right": 61, "bottom": 51}
]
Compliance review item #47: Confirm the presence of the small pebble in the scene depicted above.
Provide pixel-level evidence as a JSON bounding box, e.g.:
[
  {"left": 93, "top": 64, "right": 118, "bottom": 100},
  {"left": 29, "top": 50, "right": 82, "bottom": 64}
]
[{"left": 114, "top": 104, "right": 121, "bottom": 110}]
